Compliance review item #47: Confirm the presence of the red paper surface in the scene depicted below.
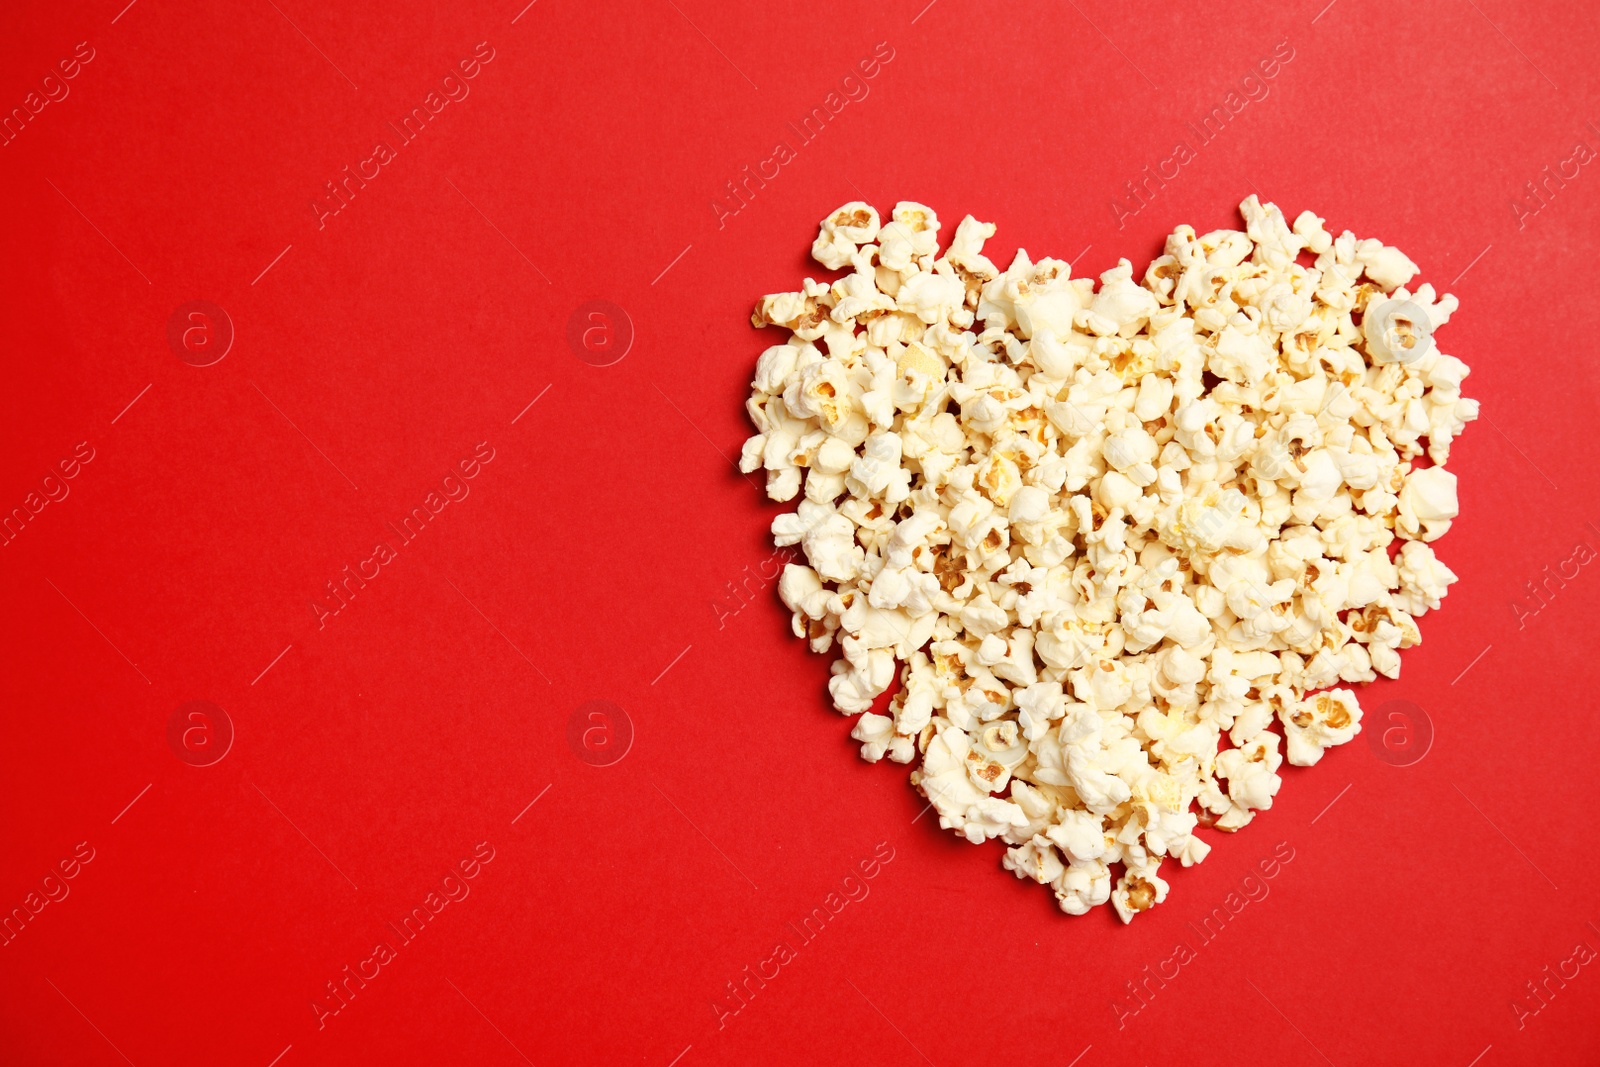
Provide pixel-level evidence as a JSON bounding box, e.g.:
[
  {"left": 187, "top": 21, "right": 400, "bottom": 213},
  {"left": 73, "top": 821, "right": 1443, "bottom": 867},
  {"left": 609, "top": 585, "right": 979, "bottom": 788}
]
[{"left": 3, "top": 1, "right": 1599, "bottom": 1064}]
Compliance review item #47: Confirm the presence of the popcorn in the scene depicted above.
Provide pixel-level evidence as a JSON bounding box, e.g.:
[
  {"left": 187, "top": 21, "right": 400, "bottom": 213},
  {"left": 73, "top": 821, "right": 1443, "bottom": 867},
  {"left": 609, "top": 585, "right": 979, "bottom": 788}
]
[
  {"left": 1394, "top": 541, "right": 1458, "bottom": 615},
  {"left": 1397, "top": 466, "right": 1460, "bottom": 542},
  {"left": 741, "top": 196, "right": 1475, "bottom": 922},
  {"left": 1111, "top": 861, "right": 1170, "bottom": 923},
  {"left": 851, "top": 712, "right": 896, "bottom": 762},
  {"left": 1003, "top": 836, "right": 1065, "bottom": 884},
  {"left": 1215, "top": 732, "right": 1284, "bottom": 826},
  {"left": 1363, "top": 296, "right": 1434, "bottom": 365},
  {"left": 1280, "top": 689, "right": 1362, "bottom": 767},
  {"left": 811, "top": 202, "right": 881, "bottom": 270}
]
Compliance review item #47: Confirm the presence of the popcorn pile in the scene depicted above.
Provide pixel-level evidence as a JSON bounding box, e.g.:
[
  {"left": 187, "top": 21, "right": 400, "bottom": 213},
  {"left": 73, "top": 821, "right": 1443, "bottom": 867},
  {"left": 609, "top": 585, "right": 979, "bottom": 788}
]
[{"left": 741, "top": 198, "right": 1476, "bottom": 921}]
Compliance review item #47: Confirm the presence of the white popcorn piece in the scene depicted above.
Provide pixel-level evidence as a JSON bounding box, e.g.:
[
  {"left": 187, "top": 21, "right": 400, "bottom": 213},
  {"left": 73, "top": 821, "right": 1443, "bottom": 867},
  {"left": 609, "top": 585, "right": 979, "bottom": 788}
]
[
  {"left": 1111, "top": 861, "right": 1170, "bottom": 924},
  {"left": 898, "top": 271, "right": 967, "bottom": 325},
  {"left": 1089, "top": 261, "right": 1160, "bottom": 336},
  {"left": 828, "top": 648, "right": 895, "bottom": 714},
  {"left": 812, "top": 202, "right": 881, "bottom": 270},
  {"left": 1214, "top": 733, "right": 1284, "bottom": 829},
  {"left": 1003, "top": 835, "right": 1066, "bottom": 884},
  {"left": 1280, "top": 688, "right": 1362, "bottom": 766},
  {"left": 742, "top": 196, "right": 1475, "bottom": 922},
  {"left": 1053, "top": 857, "right": 1113, "bottom": 915},
  {"left": 1394, "top": 541, "right": 1458, "bottom": 615},
  {"left": 878, "top": 201, "right": 941, "bottom": 272},
  {"left": 851, "top": 712, "right": 895, "bottom": 762},
  {"left": 912, "top": 731, "right": 985, "bottom": 828},
  {"left": 1397, "top": 466, "right": 1459, "bottom": 542},
  {"left": 1363, "top": 296, "right": 1433, "bottom": 366},
  {"left": 1356, "top": 240, "right": 1420, "bottom": 292},
  {"left": 945, "top": 215, "right": 1000, "bottom": 282},
  {"left": 778, "top": 563, "right": 830, "bottom": 620}
]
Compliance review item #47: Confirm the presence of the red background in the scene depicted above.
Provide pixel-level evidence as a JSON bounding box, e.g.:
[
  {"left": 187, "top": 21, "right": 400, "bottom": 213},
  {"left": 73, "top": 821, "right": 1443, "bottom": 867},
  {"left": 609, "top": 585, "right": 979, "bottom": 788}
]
[{"left": 2, "top": 0, "right": 1599, "bottom": 1064}]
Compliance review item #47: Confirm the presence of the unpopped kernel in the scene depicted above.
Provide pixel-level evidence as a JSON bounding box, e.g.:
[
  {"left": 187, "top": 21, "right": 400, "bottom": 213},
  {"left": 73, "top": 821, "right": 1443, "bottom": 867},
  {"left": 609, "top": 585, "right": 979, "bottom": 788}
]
[{"left": 741, "top": 198, "right": 1476, "bottom": 921}]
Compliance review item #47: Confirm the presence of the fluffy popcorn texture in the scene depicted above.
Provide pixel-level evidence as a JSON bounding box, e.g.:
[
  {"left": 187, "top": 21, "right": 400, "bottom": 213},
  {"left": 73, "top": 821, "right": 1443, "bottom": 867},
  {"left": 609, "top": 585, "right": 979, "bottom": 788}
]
[{"left": 742, "top": 198, "right": 1477, "bottom": 922}]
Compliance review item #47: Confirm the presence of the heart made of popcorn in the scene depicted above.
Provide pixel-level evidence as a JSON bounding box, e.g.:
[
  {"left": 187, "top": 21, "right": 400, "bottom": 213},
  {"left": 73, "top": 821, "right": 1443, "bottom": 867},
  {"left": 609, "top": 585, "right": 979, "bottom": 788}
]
[{"left": 738, "top": 198, "right": 1474, "bottom": 921}]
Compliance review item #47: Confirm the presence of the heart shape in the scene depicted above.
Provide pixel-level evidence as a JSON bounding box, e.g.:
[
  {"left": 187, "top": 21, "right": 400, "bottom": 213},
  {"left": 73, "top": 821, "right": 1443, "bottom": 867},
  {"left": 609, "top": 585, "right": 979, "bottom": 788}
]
[{"left": 739, "top": 197, "right": 1476, "bottom": 921}]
